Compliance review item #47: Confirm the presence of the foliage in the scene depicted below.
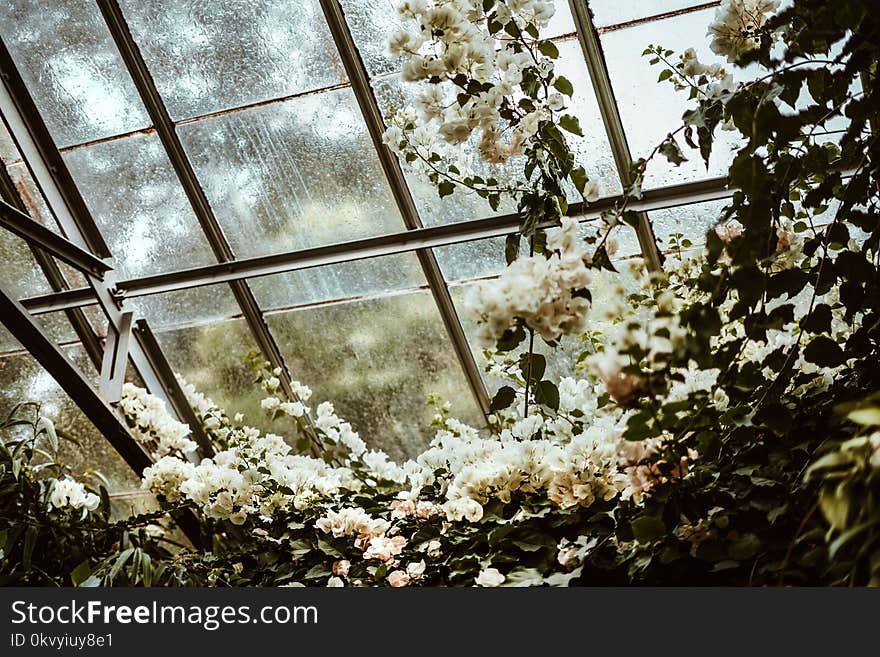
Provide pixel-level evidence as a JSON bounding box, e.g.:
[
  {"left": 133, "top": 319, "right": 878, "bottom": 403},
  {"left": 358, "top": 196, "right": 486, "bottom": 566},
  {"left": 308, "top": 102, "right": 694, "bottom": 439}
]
[{"left": 1, "top": 0, "right": 878, "bottom": 587}]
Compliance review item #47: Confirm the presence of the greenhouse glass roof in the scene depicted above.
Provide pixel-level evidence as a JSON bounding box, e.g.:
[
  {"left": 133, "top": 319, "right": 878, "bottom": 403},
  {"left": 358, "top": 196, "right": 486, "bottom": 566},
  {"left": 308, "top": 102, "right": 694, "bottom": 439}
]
[{"left": 0, "top": 0, "right": 730, "bottom": 498}]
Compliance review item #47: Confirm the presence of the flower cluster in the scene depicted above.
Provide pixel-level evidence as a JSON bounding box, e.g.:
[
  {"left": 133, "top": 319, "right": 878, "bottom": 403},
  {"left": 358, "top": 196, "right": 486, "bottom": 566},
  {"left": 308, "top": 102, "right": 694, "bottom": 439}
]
[
  {"left": 119, "top": 383, "right": 197, "bottom": 459},
  {"left": 384, "top": 0, "right": 561, "bottom": 167},
  {"left": 465, "top": 217, "right": 593, "bottom": 344},
  {"left": 708, "top": 0, "right": 780, "bottom": 62}
]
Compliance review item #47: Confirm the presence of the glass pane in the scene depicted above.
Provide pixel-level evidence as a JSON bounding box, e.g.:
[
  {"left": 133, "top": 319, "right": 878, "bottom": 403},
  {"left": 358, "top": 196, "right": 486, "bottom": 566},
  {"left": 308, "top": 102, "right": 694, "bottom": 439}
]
[
  {"left": 0, "top": 345, "right": 142, "bottom": 491},
  {"left": 341, "top": 0, "right": 575, "bottom": 78},
  {"left": 0, "top": 121, "right": 20, "bottom": 164},
  {"left": 436, "top": 214, "right": 641, "bottom": 283},
  {"left": 154, "top": 318, "right": 282, "bottom": 432},
  {"left": 651, "top": 199, "right": 729, "bottom": 251},
  {"left": 589, "top": 0, "right": 710, "bottom": 27},
  {"left": 374, "top": 38, "right": 620, "bottom": 226},
  {"left": 119, "top": 0, "right": 345, "bottom": 120},
  {"left": 435, "top": 236, "right": 508, "bottom": 284},
  {"left": 0, "top": 0, "right": 150, "bottom": 148},
  {"left": 178, "top": 88, "right": 405, "bottom": 258},
  {"left": 126, "top": 284, "right": 243, "bottom": 331},
  {"left": 0, "top": 231, "right": 52, "bottom": 299},
  {"left": 267, "top": 290, "right": 483, "bottom": 461},
  {"left": 250, "top": 252, "right": 424, "bottom": 312},
  {"left": 63, "top": 132, "right": 217, "bottom": 279},
  {"left": 5, "top": 162, "right": 98, "bottom": 290},
  {"left": 602, "top": 8, "right": 745, "bottom": 188}
]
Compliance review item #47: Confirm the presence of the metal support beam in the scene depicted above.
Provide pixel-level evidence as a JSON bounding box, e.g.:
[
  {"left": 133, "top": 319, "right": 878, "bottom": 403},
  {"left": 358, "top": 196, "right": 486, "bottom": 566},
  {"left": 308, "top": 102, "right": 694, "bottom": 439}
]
[
  {"left": 19, "top": 175, "right": 733, "bottom": 315},
  {"left": 569, "top": 0, "right": 663, "bottom": 271},
  {"left": 96, "top": 0, "right": 306, "bottom": 412},
  {"left": 131, "top": 319, "right": 213, "bottom": 457},
  {"left": 320, "top": 0, "right": 492, "bottom": 418},
  {"left": 0, "top": 198, "right": 111, "bottom": 278},
  {"left": 100, "top": 310, "right": 132, "bottom": 402},
  {"left": 0, "top": 161, "right": 104, "bottom": 370}
]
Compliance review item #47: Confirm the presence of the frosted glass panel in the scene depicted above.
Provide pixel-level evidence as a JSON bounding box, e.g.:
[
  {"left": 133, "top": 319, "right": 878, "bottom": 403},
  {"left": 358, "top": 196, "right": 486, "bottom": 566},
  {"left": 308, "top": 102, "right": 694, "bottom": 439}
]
[
  {"left": 119, "top": 0, "right": 345, "bottom": 119},
  {"left": 0, "top": 232, "right": 51, "bottom": 299},
  {"left": 179, "top": 88, "right": 405, "bottom": 258},
  {"left": 341, "top": 0, "right": 575, "bottom": 78},
  {"left": 267, "top": 291, "right": 483, "bottom": 461},
  {"left": 0, "top": 0, "right": 150, "bottom": 147},
  {"left": 602, "top": 8, "right": 744, "bottom": 188},
  {"left": 589, "top": 0, "right": 710, "bottom": 27},
  {"left": 63, "top": 133, "right": 216, "bottom": 279},
  {"left": 435, "top": 237, "right": 508, "bottom": 283},
  {"left": 251, "top": 252, "right": 425, "bottom": 312},
  {"left": 0, "top": 346, "right": 141, "bottom": 491},
  {"left": 374, "top": 39, "right": 618, "bottom": 226},
  {"left": 154, "top": 318, "right": 281, "bottom": 432}
]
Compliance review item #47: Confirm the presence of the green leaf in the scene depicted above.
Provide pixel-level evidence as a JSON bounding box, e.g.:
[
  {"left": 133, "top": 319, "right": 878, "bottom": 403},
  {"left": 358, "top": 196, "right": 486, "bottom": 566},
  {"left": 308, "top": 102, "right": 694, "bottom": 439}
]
[
  {"left": 37, "top": 416, "right": 58, "bottom": 452},
  {"left": 658, "top": 134, "right": 687, "bottom": 166},
  {"left": 729, "top": 533, "right": 761, "bottom": 560},
  {"left": 559, "top": 114, "right": 583, "bottom": 136},
  {"left": 533, "top": 380, "right": 559, "bottom": 411},
  {"left": 631, "top": 516, "right": 665, "bottom": 544},
  {"left": 553, "top": 75, "right": 573, "bottom": 97},
  {"left": 22, "top": 526, "right": 37, "bottom": 571},
  {"left": 538, "top": 40, "right": 559, "bottom": 59},
  {"left": 108, "top": 548, "right": 134, "bottom": 583}
]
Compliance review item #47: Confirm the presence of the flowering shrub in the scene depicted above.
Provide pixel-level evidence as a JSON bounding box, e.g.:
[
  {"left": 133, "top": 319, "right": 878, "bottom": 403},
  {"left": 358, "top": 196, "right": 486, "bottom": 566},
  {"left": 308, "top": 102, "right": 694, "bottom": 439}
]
[{"left": 2, "top": 0, "right": 878, "bottom": 586}]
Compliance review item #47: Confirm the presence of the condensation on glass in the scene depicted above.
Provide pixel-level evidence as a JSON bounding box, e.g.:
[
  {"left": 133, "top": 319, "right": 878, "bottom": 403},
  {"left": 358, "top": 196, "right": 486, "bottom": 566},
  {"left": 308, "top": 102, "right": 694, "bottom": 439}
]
[
  {"left": 153, "top": 317, "right": 295, "bottom": 436},
  {"left": 0, "top": 0, "right": 150, "bottom": 148},
  {"left": 250, "top": 252, "right": 425, "bottom": 313},
  {"left": 118, "top": 0, "right": 346, "bottom": 120},
  {"left": 178, "top": 87, "right": 406, "bottom": 258}
]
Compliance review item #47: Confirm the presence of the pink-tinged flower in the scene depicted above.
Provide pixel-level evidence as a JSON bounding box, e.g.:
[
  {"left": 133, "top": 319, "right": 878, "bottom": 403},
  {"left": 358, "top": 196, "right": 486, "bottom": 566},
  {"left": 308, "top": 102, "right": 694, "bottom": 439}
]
[
  {"left": 332, "top": 560, "right": 351, "bottom": 577},
  {"left": 475, "top": 567, "right": 505, "bottom": 587}
]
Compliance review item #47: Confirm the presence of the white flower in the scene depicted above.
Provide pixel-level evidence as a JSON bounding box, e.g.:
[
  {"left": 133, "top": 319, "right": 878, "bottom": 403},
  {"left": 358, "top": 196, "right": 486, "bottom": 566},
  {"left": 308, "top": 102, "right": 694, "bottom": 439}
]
[
  {"left": 327, "top": 576, "right": 345, "bottom": 588},
  {"left": 260, "top": 396, "right": 280, "bottom": 411},
  {"left": 475, "top": 567, "right": 505, "bottom": 587}
]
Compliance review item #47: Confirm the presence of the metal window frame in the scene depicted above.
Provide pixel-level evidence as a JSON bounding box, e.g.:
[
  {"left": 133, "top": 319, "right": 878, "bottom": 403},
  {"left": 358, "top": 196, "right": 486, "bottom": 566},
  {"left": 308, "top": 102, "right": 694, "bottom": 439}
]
[
  {"left": 0, "top": 162, "right": 105, "bottom": 370},
  {"left": 17, "top": 174, "right": 731, "bottom": 315}
]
